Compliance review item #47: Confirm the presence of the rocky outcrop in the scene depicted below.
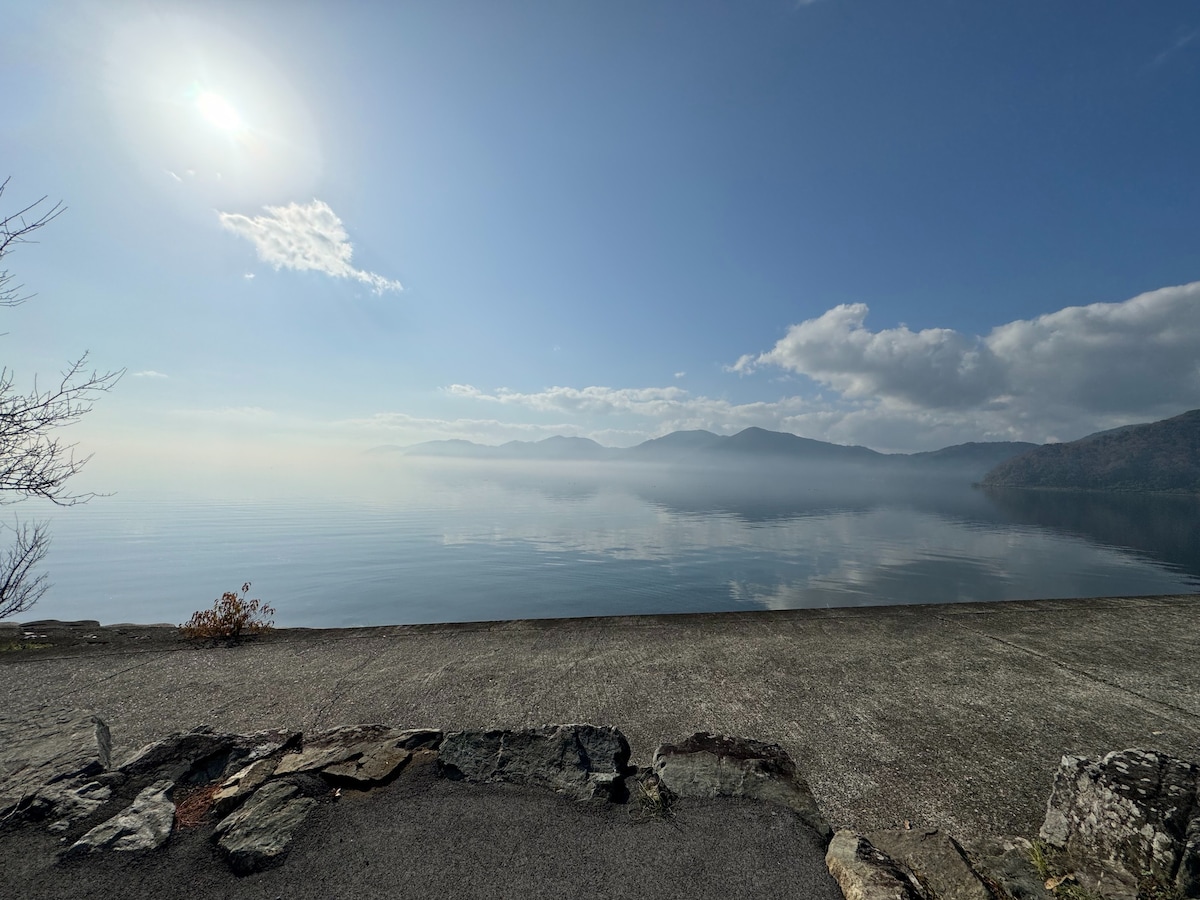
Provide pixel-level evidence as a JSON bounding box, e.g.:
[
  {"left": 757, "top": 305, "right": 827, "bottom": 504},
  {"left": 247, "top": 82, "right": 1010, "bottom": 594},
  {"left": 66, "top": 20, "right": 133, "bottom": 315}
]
[
  {"left": 6, "top": 710, "right": 1199, "bottom": 897},
  {"left": 439, "top": 724, "right": 631, "bottom": 800},
  {"left": 1039, "top": 749, "right": 1200, "bottom": 900},
  {"left": 66, "top": 781, "right": 175, "bottom": 855},
  {"left": 652, "top": 732, "right": 831, "bottom": 840}
]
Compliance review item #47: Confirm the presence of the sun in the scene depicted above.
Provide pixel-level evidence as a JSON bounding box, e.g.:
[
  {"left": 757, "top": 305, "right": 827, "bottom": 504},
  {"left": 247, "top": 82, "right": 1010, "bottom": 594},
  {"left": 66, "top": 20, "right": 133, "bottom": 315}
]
[{"left": 195, "top": 90, "right": 244, "bottom": 132}]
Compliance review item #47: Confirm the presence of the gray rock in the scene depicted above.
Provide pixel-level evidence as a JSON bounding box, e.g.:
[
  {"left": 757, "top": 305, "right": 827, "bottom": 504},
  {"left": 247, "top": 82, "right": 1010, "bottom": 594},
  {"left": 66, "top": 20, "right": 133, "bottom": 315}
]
[
  {"left": 214, "top": 780, "right": 316, "bottom": 874},
  {"left": 65, "top": 780, "right": 175, "bottom": 855},
  {"left": 868, "top": 828, "right": 992, "bottom": 900},
  {"left": 273, "top": 724, "right": 441, "bottom": 785},
  {"left": 652, "top": 732, "right": 831, "bottom": 840},
  {"left": 965, "top": 836, "right": 1053, "bottom": 900},
  {"left": 120, "top": 726, "right": 298, "bottom": 783},
  {"left": 212, "top": 757, "right": 278, "bottom": 815},
  {"left": 826, "top": 830, "right": 930, "bottom": 900},
  {"left": 439, "top": 724, "right": 630, "bottom": 800},
  {"left": 1182, "top": 815, "right": 1200, "bottom": 898},
  {"left": 39, "top": 780, "right": 114, "bottom": 833},
  {"left": 0, "top": 709, "right": 111, "bottom": 826},
  {"left": 1039, "top": 748, "right": 1200, "bottom": 899}
]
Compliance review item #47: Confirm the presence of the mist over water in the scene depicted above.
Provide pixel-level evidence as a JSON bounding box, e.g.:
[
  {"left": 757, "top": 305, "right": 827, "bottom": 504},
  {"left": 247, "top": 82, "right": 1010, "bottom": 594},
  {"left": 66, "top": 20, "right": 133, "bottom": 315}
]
[{"left": 24, "top": 459, "right": 1200, "bottom": 627}]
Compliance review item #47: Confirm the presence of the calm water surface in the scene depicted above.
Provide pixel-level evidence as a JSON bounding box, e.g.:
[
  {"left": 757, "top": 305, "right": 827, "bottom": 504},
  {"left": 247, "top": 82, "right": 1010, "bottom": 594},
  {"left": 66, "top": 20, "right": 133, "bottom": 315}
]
[{"left": 25, "top": 461, "right": 1200, "bottom": 626}]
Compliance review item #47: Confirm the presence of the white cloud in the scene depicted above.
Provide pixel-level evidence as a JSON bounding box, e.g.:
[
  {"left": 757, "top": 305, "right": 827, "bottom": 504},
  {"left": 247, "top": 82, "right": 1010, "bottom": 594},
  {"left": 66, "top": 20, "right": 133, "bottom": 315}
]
[
  {"left": 217, "top": 200, "right": 402, "bottom": 294},
  {"left": 674, "top": 371, "right": 686, "bottom": 379},
  {"left": 732, "top": 303, "right": 1003, "bottom": 409},
  {"left": 446, "top": 384, "right": 690, "bottom": 417},
  {"left": 132, "top": 370, "right": 168, "bottom": 378},
  {"left": 734, "top": 280, "right": 1200, "bottom": 444}
]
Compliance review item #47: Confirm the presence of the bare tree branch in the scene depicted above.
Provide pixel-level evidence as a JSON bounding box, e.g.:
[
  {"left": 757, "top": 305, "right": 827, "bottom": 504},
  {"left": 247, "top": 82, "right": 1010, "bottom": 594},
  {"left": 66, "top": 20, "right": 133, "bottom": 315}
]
[
  {"left": 0, "top": 179, "right": 117, "bottom": 619},
  {"left": 0, "top": 356, "right": 122, "bottom": 505},
  {"left": 0, "top": 521, "right": 49, "bottom": 620},
  {"left": 0, "top": 177, "right": 66, "bottom": 309}
]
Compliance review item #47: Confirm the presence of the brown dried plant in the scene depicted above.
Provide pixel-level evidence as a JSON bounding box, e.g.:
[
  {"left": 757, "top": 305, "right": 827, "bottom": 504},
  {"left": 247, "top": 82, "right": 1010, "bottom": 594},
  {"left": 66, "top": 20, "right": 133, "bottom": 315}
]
[
  {"left": 173, "top": 783, "right": 220, "bottom": 828},
  {"left": 180, "top": 582, "right": 275, "bottom": 643}
]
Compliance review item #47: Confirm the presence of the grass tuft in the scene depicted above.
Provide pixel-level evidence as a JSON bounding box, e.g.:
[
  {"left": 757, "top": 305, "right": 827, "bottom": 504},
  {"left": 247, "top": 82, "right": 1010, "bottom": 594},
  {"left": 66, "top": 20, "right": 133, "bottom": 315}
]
[{"left": 631, "top": 772, "right": 676, "bottom": 823}]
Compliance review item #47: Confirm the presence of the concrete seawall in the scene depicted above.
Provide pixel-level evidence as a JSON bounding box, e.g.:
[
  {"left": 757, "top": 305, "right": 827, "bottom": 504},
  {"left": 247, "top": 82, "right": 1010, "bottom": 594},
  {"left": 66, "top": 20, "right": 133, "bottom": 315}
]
[{"left": 3, "top": 593, "right": 1198, "bottom": 844}]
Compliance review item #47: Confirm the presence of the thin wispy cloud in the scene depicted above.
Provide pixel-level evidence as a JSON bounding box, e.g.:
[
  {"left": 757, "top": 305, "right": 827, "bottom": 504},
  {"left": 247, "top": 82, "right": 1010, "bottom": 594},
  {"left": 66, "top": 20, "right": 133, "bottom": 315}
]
[
  {"left": 1152, "top": 29, "right": 1199, "bottom": 67},
  {"left": 132, "top": 370, "right": 168, "bottom": 378},
  {"left": 445, "top": 382, "right": 822, "bottom": 437},
  {"left": 217, "top": 200, "right": 402, "bottom": 294}
]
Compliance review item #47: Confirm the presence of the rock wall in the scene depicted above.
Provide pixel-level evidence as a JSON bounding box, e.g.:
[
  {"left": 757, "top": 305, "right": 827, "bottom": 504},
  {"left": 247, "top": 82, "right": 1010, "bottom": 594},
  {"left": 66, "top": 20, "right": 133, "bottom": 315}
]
[{"left": 1, "top": 710, "right": 1196, "bottom": 899}]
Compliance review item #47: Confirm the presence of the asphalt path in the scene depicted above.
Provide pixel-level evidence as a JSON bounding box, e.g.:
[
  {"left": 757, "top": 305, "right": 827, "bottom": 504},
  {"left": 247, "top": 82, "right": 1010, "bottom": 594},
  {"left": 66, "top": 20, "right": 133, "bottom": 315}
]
[{"left": 3, "top": 759, "right": 842, "bottom": 900}]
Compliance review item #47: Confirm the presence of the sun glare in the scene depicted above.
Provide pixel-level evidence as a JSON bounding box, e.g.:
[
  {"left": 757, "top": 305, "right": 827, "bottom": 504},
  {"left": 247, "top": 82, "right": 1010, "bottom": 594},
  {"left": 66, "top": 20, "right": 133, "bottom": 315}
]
[{"left": 196, "top": 90, "right": 244, "bottom": 132}]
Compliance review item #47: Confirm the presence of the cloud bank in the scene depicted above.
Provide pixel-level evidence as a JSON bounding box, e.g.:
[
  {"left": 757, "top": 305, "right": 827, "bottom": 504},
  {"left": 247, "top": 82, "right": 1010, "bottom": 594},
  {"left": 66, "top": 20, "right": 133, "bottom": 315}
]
[
  {"left": 218, "top": 200, "right": 402, "bottom": 294},
  {"left": 733, "top": 280, "right": 1200, "bottom": 443}
]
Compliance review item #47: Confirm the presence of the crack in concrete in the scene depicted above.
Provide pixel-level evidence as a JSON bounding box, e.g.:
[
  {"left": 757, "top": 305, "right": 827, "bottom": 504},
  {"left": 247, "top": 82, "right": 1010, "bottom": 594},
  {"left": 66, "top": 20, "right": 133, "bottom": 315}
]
[
  {"left": 305, "top": 653, "right": 375, "bottom": 729},
  {"left": 54, "top": 657, "right": 163, "bottom": 699},
  {"left": 934, "top": 614, "right": 1200, "bottom": 723}
]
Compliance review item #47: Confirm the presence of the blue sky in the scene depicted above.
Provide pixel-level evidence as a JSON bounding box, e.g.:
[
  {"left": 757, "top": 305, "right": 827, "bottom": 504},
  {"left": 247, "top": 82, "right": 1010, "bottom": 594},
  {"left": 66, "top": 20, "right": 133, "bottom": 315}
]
[{"left": 4, "top": 0, "right": 1200, "bottom": 483}]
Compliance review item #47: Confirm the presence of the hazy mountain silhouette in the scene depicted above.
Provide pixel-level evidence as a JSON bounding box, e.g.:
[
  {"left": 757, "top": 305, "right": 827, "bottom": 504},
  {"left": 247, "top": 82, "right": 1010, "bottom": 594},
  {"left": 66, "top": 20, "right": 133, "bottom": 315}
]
[
  {"left": 982, "top": 409, "right": 1200, "bottom": 493},
  {"left": 382, "top": 427, "right": 1038, "bottom": 479}
]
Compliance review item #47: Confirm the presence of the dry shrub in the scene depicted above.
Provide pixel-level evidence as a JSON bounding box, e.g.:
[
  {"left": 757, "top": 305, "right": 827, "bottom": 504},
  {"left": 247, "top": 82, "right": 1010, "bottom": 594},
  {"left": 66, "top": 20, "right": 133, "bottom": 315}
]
[
  {"left": 180, "top": 582, "right": 275, "bottom": 643},
  {"left": 174, "top": 783, "right": 221, "bottom": 828}
]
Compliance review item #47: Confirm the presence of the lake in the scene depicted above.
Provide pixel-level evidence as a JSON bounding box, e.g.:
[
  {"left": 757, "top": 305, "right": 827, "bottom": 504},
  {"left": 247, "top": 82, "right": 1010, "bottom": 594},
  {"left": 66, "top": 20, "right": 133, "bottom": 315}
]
[{"left": 21, "top": 459, "right": 1200, "bottom": 626}]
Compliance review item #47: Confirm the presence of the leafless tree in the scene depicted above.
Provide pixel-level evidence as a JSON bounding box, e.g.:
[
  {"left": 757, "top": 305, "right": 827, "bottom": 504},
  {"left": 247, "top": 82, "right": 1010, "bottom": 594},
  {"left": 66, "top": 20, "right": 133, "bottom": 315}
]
[{"left": 1, "top": 178, "right": 122, "bottom": 619}]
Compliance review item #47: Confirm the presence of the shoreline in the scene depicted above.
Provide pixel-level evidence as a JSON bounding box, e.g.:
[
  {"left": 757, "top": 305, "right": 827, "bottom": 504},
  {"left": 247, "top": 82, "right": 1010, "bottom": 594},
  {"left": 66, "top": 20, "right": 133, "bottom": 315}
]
[
  {"left": 4, "top": 593, "right": 1199, "bottom": 844},
  {"left": 5, "top": 590, "right": 1199, "bottom": 654}
]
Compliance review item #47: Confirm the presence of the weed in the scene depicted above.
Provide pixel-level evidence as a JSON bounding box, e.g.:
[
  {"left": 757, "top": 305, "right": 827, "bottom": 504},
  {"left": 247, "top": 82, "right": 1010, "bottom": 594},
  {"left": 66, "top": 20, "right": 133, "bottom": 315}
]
[
  {"left": 1137, "top": 874, "right": 1185, "bottom": 900},
  {"left": 180, "top": 582, "right": 275, "bottom": 643},
  {"left": 1030, "top": 839, "right": 1053, "bottom": 881},
  {"left": 631, "top": 772, "right": 676, "bottom": 823},
  {"left": 0, "top": 641, "right": 51, "bottom": 652}
]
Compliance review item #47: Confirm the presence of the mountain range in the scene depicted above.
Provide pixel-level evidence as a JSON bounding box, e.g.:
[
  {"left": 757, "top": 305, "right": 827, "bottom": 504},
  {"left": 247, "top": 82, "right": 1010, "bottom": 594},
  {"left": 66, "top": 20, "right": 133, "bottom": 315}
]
[
  {"left": 370, "top": 427, "right": 1039, "bottom": 480},
  {"left": 371, "top": 408, "right": 1200, "bottom": 492}
]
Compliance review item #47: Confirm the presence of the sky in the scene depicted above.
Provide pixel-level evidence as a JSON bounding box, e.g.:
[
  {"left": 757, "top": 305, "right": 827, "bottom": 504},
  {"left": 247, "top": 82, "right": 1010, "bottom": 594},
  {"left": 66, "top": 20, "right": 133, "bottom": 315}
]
[{"left": 3, "top": 0, "right": 1200, "bottom": 487}]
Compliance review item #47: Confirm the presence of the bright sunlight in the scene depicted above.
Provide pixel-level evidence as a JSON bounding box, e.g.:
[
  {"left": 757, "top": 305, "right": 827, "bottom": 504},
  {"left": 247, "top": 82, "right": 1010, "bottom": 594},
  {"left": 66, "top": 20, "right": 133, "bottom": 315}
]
[{"left": 196, "top": 90, "right": 244, "bottom": 132}]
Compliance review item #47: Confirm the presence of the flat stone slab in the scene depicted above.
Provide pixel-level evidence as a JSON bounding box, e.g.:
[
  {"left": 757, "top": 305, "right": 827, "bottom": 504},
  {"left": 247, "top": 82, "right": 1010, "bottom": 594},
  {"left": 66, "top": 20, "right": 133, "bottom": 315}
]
[
  {"left": 439, "top": 724, "right": 631, "bottom": 800},
  {"left": 66, "top": 780, "right": 175, "bottom": 856},
  {"left": 273, "top": 724, "right": 441, "bottom": 785},
  {"left": 826, "top": 830, "right": 929, "bottom": 900},
  {"left": 868, "top": 827, "right": 992, "bottom": 900},
  {"left": 653, "top": 732, "right": 831, "bottom": 839},
  {"left": 0, "top": 709, "right": 110, "bottom": 821},
  {"left": 214, "top": 780, "right": 316, "bottom": 874}
]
